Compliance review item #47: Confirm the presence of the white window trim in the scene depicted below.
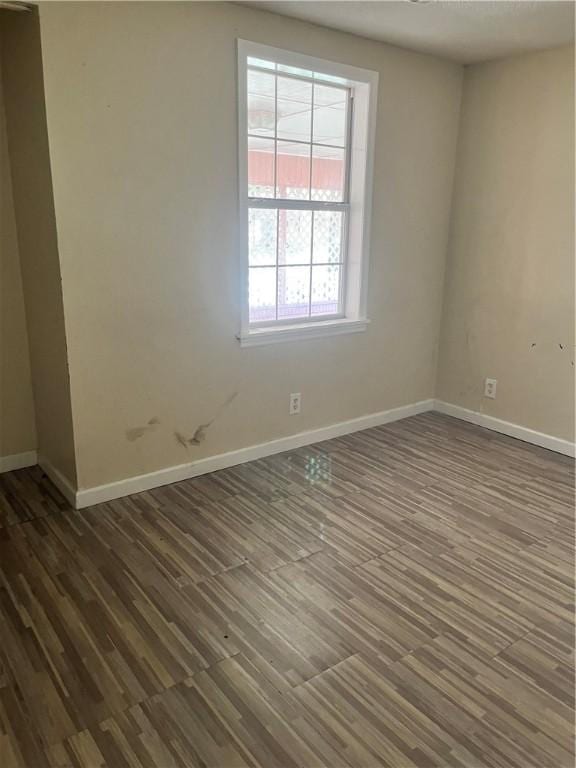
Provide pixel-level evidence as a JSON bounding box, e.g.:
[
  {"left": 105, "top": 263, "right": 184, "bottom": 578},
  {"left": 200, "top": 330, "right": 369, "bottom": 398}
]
[{"left": 237, "top": 39, "right": 378, "bottom": 348}]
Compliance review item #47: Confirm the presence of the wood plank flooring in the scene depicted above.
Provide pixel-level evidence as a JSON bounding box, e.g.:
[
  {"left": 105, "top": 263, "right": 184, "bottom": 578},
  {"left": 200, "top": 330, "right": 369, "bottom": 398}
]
[{"left": 0, "top": 412, "right": 574, "bottom": 767}]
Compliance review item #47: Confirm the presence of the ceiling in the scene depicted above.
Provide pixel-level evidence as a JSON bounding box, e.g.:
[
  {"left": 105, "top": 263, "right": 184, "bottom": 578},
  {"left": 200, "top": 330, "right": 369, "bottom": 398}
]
[{"left": 241, "top": 1, "right": 575, "bottom": 64}]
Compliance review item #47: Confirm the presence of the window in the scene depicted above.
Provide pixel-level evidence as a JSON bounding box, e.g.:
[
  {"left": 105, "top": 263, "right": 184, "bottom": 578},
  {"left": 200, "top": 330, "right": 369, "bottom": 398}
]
[{"left": 238, "top": 41, "right": 378, "bottom": 346}]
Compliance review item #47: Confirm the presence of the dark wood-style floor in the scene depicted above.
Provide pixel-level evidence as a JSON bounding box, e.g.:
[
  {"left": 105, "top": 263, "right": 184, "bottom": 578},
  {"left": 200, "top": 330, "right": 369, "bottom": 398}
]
[{"left": 0, "top": 412, "right": 574, "bottom": 768}]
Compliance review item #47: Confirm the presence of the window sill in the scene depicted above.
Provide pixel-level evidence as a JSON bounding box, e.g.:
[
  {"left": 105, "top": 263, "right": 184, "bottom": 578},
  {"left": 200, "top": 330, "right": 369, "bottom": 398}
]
[{"left": 238, "top": 318, "right": 369, "bottom": 347}]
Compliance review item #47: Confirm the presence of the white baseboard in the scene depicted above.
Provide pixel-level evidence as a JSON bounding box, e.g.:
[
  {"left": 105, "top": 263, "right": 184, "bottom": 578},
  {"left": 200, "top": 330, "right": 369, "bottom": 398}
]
[
  {"left": 434, "top": 400, "right": 575, "bottom": 458},
  {"left": 38, "top": 455, "right": 77, "bottom": 506},
  {"left": 46, "top": 397, "right": 572, "bottom": 510},
  {"left": 0, "top": 450, "right": 37, "bottom": 474},
  {"left": 75, "top": 398, "right": 435, "bottom": 509}
]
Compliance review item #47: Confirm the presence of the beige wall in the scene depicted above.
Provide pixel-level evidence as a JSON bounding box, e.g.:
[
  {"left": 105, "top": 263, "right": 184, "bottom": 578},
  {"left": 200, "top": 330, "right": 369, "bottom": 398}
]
[
  {"left": 37, "top": 1, "right": 462, "bottom": 489},
  {"left": 2, "top": 6, "right": 572, "bottom": 490},
  {"left": 0, "top": 27, "right": 36, "bottom": 460},
  {"left": 437, "top": 46, "right": 575, "bottom": 441},
  {"left": 1, "top": 11, "right": 77, "bottom": 482}
]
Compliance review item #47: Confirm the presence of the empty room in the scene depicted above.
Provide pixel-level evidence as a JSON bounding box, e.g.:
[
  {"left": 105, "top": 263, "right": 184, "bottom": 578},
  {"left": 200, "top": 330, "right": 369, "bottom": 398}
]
[{"left": 0, "top": 0, "right": 574, "bottom": 766}]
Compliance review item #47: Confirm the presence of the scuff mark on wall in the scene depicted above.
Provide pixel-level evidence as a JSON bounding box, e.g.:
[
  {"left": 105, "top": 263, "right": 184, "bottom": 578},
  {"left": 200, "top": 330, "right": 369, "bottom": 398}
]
[
  {"left": 174, "top": 431, "right": 188, "bottom": 448},
  {"left": 126, "top": 426, "right": 147, "bottom": 442},
  {"left": 556, "top": 343, "right": 576, "bottom": 367},
  {"left": 125, "top": 394, "right": 239, "bottom": 449},
  {"left": 176, "top": 391, "right": 239, "bottom": 449},
  {"left": 126, "top": 417, "right": 160, "bottom": 442},
  {"left": 190, "top": 423, "right": 210, "bottom": 445}
]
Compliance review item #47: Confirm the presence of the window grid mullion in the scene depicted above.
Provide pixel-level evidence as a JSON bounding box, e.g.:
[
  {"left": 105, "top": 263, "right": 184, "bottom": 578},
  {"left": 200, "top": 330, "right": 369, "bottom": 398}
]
[
  {"left": 248, "top": 133, "right": 346, "bottom": 152},
  {"left": 249, "top": 261, "right": 344, "bottom": 269},
  {"left": 249, "top": 199, "right": 349, "bottom": 212}
]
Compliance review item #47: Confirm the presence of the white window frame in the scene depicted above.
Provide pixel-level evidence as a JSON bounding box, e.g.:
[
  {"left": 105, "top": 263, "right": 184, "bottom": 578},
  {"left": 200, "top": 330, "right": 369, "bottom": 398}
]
[{"left": 237, "top": 40, "right": 378, "bottom": 347}]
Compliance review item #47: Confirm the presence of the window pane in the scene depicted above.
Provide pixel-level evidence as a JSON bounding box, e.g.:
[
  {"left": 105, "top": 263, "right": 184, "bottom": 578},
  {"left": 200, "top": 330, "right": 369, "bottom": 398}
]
[
  {"left": 277, "top": 76, "right": 312, "bottom": 142},
  {"left": 277, "top": 266, "right": 310, "bottom": 320},
  {"left": 248, "top": 137, "right": 275, "bottom": 198},
  {"left": 278, "top": 209, "right": 312, "bottom": 265},
  {"left": 312, "top": 211, "right": 343, "bottom": 263},
  {"left": 311, "top": 145, "right": 345, "bottom": 202},
  {"left": 311, "top": 264, "right": 341, "bottom": 316},
  {"left": 249, "top": 208, "right": 277, "bottom": 266},
  {"left": 312, "top": 84, "right": 347, "bottom": 147},
  {"left": 249, "top": 267, "right": 276, "bottom": 322},
  {"left": 276, "top": 141, "right": 310, "bottom": 200},
  {"left": 248, "top": 70, "right": 276, "bottom": 138}
]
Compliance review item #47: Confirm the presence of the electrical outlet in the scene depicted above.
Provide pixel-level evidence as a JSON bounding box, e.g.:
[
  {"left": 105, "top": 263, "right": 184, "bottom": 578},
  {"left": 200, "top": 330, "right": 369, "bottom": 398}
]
[
  {"left": 289, "top": 392, "right": 301, "bottom": 415},
  {"left": 484, "top": 378, "right": 497, "bottom": 399}
]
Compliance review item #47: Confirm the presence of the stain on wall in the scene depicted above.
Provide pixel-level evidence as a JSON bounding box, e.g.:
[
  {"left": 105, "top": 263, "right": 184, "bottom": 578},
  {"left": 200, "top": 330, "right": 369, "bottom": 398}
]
[
  {"left": 126, "top": 417, "right": 159, "bottom": 442},
  {"left": 175, "top": 392, "right": 238, "bottom": 449}
]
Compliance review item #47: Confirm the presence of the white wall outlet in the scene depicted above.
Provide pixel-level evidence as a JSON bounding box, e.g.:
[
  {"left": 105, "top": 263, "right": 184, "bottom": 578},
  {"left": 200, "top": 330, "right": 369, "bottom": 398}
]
[
  {"left": 484, "top": 378, "right": 497, "bottom": 399},
  {"left": 289, "top": 392, "right": 301, "bottom": 415}
]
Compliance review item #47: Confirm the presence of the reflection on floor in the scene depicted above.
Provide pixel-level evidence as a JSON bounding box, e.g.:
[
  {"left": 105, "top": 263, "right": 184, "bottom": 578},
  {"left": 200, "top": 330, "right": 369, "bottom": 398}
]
[{"left": 0, "top": 412, "right": 574, "bottom": 767}]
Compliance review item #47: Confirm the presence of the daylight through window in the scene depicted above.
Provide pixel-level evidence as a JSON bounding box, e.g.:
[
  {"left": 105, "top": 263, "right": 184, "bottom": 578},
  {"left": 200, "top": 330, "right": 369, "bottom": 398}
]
[{"left": 238, "top": 42, "right": 377, "bottom": 344}]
